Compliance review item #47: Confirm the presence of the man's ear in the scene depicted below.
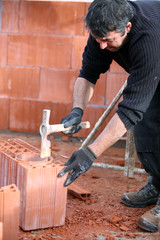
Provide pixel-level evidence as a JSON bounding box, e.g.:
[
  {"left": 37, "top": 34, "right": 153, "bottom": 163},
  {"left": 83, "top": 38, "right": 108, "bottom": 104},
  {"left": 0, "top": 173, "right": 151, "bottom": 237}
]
[{"left": 126, "top": 22, "right": 132, "bottom": 33}]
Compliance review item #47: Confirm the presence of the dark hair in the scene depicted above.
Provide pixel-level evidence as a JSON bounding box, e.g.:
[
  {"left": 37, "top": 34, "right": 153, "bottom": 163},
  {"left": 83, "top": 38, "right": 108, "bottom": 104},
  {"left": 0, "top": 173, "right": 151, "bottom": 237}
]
[{"left": 85, "top": 0, "right": 134, "bottom": 37}]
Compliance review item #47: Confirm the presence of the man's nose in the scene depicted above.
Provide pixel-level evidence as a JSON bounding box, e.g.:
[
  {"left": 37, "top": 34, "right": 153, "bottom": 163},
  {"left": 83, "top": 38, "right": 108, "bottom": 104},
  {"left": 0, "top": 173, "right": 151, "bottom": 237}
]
[{"left": 100, "top": 41, "right": 107, "bottom": 49}]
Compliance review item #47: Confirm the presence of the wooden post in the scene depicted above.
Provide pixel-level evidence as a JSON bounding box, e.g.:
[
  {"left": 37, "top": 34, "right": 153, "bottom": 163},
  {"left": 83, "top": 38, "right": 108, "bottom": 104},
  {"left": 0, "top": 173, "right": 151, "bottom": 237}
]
[{"left": 124, "top": 129, "right": 136, "bottom": 177}]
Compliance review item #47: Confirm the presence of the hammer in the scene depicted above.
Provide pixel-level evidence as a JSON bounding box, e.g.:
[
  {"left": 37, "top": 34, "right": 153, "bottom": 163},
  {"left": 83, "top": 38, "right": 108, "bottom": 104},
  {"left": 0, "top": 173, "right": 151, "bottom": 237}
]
[{"left": 40, "top": 109, "right": 90, "bottom": 158}]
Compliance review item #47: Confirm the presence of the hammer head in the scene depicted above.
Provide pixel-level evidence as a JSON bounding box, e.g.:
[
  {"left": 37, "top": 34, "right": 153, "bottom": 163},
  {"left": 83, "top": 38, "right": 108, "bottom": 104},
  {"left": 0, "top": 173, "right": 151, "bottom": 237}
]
[
  {"left": 40, "top": 109, "right": 91, "bottom": 158},
  {"left": 40, "top": 109, "right": 51, "bottom": 158}
]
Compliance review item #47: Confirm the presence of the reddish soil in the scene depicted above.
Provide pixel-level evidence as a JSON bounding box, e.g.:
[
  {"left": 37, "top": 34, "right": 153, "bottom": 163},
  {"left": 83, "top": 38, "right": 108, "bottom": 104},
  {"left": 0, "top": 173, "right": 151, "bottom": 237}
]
[{"left": 0, "top": 131, "right": 159, "bottom": 240}]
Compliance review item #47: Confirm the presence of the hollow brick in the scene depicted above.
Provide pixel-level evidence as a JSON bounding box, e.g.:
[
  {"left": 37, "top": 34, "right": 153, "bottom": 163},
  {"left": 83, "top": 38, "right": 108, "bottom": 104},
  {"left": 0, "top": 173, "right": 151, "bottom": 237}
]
[
  {"left": 19, "top": 2, "right": 85, "bottom": 35},
  {"left": 17, "top": 160, "right": 67, "bottom": 230},
  {"left": 0, "top": 138, "right": 67, "bottom": 231},
  {"left": 0, "top": 184, "right": 20, "bottom": 240},
  {"left": 0, "top": 222, "right": 2, "bottom": 240}
]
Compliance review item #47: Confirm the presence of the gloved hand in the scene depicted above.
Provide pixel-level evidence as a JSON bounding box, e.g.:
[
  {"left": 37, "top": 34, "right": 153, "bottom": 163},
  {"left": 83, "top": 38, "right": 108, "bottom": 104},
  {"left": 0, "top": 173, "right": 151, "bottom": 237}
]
[
  {"left": 61, "top": 107, "right": 83, "bottom": 134},
  {"left": 58, "top": 146, "right": 97, "bottom": 186}
]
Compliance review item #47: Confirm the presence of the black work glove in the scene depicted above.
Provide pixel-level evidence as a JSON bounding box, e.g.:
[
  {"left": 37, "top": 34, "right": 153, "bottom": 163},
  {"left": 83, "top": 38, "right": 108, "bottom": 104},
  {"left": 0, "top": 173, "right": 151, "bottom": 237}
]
[
  {"left": 61, "top": 107, "right": 83, "bottom": 134},
  {"left": 58, "top": 146, "right": 97, "bottom": 186}
]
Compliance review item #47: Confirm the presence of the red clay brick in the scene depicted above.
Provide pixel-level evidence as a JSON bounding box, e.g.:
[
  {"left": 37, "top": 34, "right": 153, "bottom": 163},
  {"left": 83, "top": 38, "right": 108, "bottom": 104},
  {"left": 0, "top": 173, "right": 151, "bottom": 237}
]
[
  {"left": 0, "top": 139, "right": 67, "bottom": 230},
  {"left": 0, "top": 150, "right": 18, "bottom": 188},
  {"left": 17, "top": 160, "right": 67, "bottom": 230},
  {"left": 39, "top": 68, "right": 79, "bottom": 102},
  {"left": 71, "top": 36, "right": 88, "bottom": 70},
  {"left": 109, "top": 61, "right": 127, "bottom": 73},
  {"left": 0, "top": 34, "right": 7, "bottom": 64},
  {"left": 0, "top": 67, "right": 40, "bottom": 99},
  {"left": 9, "top": 99, "right": 72, "bottom": 133},
  {"left": 9, "top": 67, "right": 40, "bottom": 99},
  {"left": 75, "top": 105, "right": 113, "bottom": 139},
  {"left": 106, "top": 72, "right": 129, "bottom": 105},
  {"left": 1, "top": 1, "right": 19, "bottom": 32},
  {"left": 9, "top": 99, "right": 39, "bottom": 132},
  {"left": 89, "top": 73, "right": 106, "bottom": 105},
  {"left": 0, "top": 138, "right": 40, "bottom": 188},
  {"left": 20, "top": 2, "right": 85, "bottom": 35},
  {"left": 9, "top": 100, "right": 55, "bottom": 132},
  {"left": 84, "top": 3, "right": 91, "bottom": 36},
  {"left": 0, "top": 222, "right": 2, "bottom": 240},
  {"left": 8, "top": 34, "right": 72, "bottom": 68},
  {"left": 68, "top": 182, "right": 91, "bottom": 201},
  {"left": 0, "top": 184, "right": 20, "bottom": 240},
  {"left": 0, "top": 98, "right": 9, "bottom": 130},
  {"left": 50, "top": 102, "right": 72, "bottom": 124},
  {"left": 0, "top": 67, "right": 10, "bottom": 97}
]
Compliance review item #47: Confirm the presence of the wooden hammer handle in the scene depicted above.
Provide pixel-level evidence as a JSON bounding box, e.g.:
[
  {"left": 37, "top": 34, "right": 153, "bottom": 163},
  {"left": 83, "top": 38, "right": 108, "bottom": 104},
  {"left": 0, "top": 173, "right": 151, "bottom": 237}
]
[{"left": 49, "top": 121, "right": 90, "bottom": 133}]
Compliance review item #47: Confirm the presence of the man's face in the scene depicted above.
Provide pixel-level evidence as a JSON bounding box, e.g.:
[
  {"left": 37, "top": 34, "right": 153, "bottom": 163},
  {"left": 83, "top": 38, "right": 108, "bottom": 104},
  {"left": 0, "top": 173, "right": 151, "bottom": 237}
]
[{"left": 92, "top": 22, "right": 131, "bottom": 52}]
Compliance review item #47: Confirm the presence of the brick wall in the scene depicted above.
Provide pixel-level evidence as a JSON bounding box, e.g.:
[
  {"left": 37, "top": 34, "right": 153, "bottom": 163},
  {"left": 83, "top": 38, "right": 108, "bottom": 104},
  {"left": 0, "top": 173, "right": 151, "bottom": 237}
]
[{"left": 0, "top": 0, "right": 128, "bottom": 138}]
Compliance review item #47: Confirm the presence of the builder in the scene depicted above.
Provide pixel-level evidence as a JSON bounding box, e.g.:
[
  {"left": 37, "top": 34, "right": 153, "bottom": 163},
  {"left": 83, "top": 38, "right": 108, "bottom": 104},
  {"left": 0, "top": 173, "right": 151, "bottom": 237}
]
[{"left": 58, "top": 0, "right": 160, "bottom": 232}]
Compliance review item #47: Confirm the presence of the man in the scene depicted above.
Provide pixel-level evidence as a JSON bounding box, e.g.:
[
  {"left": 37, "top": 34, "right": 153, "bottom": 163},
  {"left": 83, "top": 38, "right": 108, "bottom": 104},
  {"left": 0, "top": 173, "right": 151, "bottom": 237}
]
[{"left": 58, "top": 0, "right": 160, "bottom": 232}]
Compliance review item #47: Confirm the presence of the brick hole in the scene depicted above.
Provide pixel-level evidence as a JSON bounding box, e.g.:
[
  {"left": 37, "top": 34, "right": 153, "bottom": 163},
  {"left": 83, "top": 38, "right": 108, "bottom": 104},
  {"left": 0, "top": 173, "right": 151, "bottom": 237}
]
[
  {"left": 9, "top": 147, "right": 15, "bottom": 150},
  {"left": 16, "top": 153, "right": 45, "bottom": 162},
  {"left": 17, "top": 146, "right": 23, "bottom": 150},
  {"left": 15, "top": 150, "right": 20, "bottom": 153},
  {"left": 4, "top": 143, "right": 9, "bottom": 146},
  {"left": 10, "top": 186, "right": 16, "bottom": 192},
  {"left": 24, "top": 149, "right": 29, "bottom": 152}
]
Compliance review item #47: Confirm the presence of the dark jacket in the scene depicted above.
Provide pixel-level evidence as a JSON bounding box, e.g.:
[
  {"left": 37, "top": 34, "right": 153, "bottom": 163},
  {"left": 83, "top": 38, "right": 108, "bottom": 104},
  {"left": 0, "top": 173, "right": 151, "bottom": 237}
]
[{"left": 79, "top": 0, "right": 160, "bottom": 130}]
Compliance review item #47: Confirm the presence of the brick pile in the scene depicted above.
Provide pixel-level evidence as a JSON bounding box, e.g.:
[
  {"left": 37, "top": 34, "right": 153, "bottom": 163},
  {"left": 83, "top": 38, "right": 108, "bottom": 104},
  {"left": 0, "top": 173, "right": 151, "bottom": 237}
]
[{"left": 0, "top": 138, "right": 67, "bottom": 231}]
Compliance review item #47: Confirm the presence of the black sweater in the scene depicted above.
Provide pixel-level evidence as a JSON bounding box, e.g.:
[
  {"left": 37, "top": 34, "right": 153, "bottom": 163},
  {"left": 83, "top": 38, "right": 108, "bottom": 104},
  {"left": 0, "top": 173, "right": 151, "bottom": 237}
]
[{"left": 79, "top": 0, "right": 160, "bottom": 130}]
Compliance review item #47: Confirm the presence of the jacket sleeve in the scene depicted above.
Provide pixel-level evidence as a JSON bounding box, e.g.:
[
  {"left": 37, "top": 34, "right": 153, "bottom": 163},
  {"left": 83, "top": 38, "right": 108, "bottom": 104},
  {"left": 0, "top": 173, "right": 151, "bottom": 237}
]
[
  {"left": 79, "top": 34, "right": 112, "bottom": 84},
  {"left": 117, "top": 29, "right": 160, "bottom": 130}
]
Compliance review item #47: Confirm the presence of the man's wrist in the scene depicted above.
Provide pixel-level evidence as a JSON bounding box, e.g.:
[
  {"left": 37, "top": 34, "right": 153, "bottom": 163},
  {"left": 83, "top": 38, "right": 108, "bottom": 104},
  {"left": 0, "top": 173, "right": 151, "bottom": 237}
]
[
  {"left": 82, "top": 146, "right": 97, "bottom": 162},
  {"left": 72, "top": 107, "right": 83, "bottom": 117}
]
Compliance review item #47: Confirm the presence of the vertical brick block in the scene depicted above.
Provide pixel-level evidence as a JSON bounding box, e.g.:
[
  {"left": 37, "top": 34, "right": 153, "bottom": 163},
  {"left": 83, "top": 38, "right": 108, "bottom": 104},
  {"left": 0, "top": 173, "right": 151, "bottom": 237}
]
[
  {"left": 0, "top": 184, "right": 20, "bottom": 240},
  {"left": 109, "top": 60, "right": 127, "bottom": 73},
  {"left": 1, "top": 1, "right": 19, "bottom": 32},
  {"left": 89, "top": 73, "right": 106, "bottom": 105},
  {"left": 8, "top": 34, "right": 72, "bottom": 68},
  {"left": 9, "top": 99, "right": 38, "bottom": 132},
  {"left": 39, "top": 68, "right": 79, "bottom": 102},
  {"left": 0, "top": 67, "right": 10, "bottom": 97},
  {"left": 20, "top": 2, "right": 85, "bottom": 35},
  {"left": 0, "top": 67, "right": 40, "bottom": 99},
  {"left": 0, "top": 150, "right": 18, "bottom": 188},
  {"left": 106, "top": 72, "right": 129, "bottom": 105},
  {"left": 17, "top": 160, "right": 67, "bottom": 230},
  {"left": 0, "top": 222, "right": 2, "bottom": 240},
  {"left": 0, "top": 35, "right": 7, "bottom": 65},
  {"left": 71, "top": 36, "right": 88, "bottom": 70},
  {"left": 9, "top": 99, "right": 72, "bottom": 133},
  {"left": 0, "top": 138, "right": 40, "bottom": 188},
  {"left": 8, "top": 67, "right": 40, "bottom": 99},
  {"left": 9, "top": 99, "right": 54, "bottom": 132},
  {"left": 0, "top": 99, "right": 9, "bottom": 130},
  {"left": 75, "top": 104, "right": 114, "bottom": 139}
]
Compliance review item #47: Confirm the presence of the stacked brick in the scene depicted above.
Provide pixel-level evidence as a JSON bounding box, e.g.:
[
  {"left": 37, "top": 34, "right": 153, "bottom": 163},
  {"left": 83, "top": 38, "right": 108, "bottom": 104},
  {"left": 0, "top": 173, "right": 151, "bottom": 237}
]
[
  {"left": 0, "top": 138, "right": 67, "bottom": 231},
  {"left": 0, "top": 184, "right": 20, "bottom": 240},
  {"left": 0, "top": 223, "right": 2, "bottom": 240}
]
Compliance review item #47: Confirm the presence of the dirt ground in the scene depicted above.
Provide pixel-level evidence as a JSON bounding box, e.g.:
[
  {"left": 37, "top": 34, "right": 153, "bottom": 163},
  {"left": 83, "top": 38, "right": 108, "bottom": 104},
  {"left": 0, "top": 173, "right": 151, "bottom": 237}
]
[{"left": 0, "top": 130, "right": 159, "bottom": 240}]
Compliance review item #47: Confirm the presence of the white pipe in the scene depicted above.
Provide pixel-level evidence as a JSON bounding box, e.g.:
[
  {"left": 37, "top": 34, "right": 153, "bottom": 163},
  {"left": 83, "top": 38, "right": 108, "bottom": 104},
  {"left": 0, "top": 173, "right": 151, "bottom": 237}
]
[{"left": 92, "top": 162, "right": 146, "bottom": 174}]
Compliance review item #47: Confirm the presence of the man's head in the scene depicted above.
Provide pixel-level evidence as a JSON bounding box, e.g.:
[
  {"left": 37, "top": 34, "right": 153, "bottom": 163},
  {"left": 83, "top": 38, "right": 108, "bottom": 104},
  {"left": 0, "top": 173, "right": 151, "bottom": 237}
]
[{"left": 85, "top": 0, "right": 134, "bottom": 51}]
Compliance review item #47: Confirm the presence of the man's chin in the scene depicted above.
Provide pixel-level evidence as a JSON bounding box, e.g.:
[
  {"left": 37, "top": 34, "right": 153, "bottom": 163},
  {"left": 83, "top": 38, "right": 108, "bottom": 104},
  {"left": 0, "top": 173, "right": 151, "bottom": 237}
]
[{"left": 106, "top": 47, "right": 119, "bottom": 52}]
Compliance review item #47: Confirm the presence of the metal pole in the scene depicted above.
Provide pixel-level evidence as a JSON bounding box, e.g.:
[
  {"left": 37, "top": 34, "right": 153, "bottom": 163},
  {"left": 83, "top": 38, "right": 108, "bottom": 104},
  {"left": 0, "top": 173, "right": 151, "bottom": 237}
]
[{"left": 81, "top": 80, "right": 127, "bottom": 149}]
